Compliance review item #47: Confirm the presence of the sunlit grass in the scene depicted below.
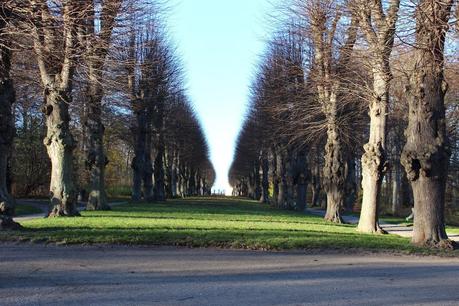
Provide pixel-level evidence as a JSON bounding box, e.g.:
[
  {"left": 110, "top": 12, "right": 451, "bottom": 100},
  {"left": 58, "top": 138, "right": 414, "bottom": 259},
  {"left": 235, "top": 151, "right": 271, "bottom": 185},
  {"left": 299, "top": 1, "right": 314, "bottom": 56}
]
[{"left": 1, "top": 197, "right": 455, "bottom": 254}]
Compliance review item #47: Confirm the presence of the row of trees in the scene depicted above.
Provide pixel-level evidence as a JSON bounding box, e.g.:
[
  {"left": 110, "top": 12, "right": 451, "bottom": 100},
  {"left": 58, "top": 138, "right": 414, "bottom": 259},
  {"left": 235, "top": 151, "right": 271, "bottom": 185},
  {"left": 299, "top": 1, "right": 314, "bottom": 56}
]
[
  {"left": 0, "top": 0, "right": 214, "bottom": 228},
  {"left": 229, "top": 0, "right": 458, "bottom": 248}
]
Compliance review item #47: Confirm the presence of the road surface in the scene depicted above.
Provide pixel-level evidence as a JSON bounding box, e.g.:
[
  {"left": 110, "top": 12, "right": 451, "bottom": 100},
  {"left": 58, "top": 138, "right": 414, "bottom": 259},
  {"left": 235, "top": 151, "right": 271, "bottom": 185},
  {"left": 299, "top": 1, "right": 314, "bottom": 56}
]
[{"left": 1, "top": 243, "right": 459, "bottom": 306}]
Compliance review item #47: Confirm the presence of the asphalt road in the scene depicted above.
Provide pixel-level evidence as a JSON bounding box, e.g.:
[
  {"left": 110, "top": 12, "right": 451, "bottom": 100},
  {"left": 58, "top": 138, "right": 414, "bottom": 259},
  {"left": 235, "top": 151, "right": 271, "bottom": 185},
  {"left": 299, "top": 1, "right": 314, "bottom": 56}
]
[{"left": 1, "top": 243, "right": 459, "bottom": 306}]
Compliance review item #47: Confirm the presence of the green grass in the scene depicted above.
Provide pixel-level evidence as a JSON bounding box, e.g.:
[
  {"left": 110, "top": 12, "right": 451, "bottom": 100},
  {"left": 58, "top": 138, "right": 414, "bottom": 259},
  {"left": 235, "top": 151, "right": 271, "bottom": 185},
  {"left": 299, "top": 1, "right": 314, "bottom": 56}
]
[
  {"left": 0, "top": 197, "right": 456, "bottom": 255},
  {"left": 15, "top": 205, "right": 43, "bottom": 216}
]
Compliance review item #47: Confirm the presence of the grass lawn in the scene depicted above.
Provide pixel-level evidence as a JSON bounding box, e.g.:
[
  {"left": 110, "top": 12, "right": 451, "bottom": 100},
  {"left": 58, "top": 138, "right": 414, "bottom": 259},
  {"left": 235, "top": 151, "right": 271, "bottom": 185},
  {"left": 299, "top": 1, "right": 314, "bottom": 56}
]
[
  {"left": 15, "top": 205, "right": 43, "bottom": 216},
  {"left": 1, "top": 197, "right": 457, "bottom": 255}
]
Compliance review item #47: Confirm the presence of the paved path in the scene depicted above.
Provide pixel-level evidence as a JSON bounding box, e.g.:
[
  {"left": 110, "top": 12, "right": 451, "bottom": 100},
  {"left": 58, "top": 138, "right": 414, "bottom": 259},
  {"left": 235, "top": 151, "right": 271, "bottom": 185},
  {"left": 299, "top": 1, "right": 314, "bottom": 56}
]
[
  {"left": 1, "top": 243, "right": 459, "bottom": 306},
  {"left": 14, "top": 199, "right": 127, "bottom": 222},
  {"left": 306, "top": 209, "right": 459, "bottom": 242}
]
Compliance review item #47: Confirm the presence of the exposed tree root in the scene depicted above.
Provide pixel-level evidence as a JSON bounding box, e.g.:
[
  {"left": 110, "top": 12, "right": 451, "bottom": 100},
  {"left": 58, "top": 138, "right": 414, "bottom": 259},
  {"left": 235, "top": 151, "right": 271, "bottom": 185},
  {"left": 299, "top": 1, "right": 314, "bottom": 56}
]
[
  {"left": 414, "top": 239, "right": 456, "bottom": 250},
  {"left": 0, "top": 216, "right": 22, "bottom": 230},
  {"left": 48, "top": 205, "right": 81, "bottom": 218}
]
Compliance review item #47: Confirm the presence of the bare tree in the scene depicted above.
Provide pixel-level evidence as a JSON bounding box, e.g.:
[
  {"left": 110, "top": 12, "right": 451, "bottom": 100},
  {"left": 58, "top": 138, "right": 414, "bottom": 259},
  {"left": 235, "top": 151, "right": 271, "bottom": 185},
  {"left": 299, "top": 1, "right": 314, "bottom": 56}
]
[
  {"left": 82, "top": 0, "right": 122, "bottom": 210},
  {"left": 307, "top": 0, "right": 359, "bottom": 222},
  {"left": 19, "top": 0, "right": 88, "bottom": 216},
  {"left": 351, "top": 0, "right": 401, "bottom": 233},
  {"left": 401, "top": 0, "right": 456, "bottom": 248}
]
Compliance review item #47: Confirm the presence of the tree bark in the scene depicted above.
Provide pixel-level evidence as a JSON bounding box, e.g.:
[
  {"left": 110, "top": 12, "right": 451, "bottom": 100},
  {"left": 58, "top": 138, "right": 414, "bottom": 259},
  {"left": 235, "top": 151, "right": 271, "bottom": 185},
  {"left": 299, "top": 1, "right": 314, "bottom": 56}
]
[
  {"left": 143, "top": 114, "right": 154, "bottom": 202},
  {"left": 358, "top": 70, "right": 389, "bottom": 233},
  {"left": 83, "top": 1, "right": 121, "bottom": 210},
  {"left": 345, "top": 157, "right": 357, "bottom": 212},
  {"left": 311, "top": 151, "right": 321, "bottom": 208},
  {"left": 352, "top": 0, "right": 400, "bottom": 232},
  {"left": 323, "top": 122, "right": 345, "bottom": 223},
  {"left": 401, "top": 0, "right": 454, "bottom": 248},
  {"left": 295, "top": 149, "right": 308, "bottom": 211},
  {"left": 259, "top": 151, "right": 269, "bottom": 204},
  {"left": 0, "top": 16, "right": 20, "bottom": 228},
  {"left": 131, "top": 100, "right": 147, "bottom": 202},
  {"left": 276, "top": 151, "right": 286, "bottom": 208},
  {"left": 392, "top": 160, "right": 402, "bottom": 216},
  {"left": 271, "top": 148, "right": 279, "bottom": 207},
  {"left": 44, "top": 91, "right": 79, "bottom": 217},
  {"left": 85, "top": 72, "right": 109, "bottom": 210},
  {"left": 153, "top": 99, "right": 166, "bottom": 201}
]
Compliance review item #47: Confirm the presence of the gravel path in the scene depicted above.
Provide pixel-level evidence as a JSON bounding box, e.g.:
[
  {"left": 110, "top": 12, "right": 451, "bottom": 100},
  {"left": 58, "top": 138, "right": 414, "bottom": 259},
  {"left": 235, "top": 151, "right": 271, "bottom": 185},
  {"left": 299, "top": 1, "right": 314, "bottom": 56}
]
[
  {"left": 14, "top": 199, "right": 127, "bottom": 222},
  {"left": 306, "top": 209, "right": 459, "bottom": 242},
  {"left": 1, "top": 243, "right": 459, "bottom": 306}
]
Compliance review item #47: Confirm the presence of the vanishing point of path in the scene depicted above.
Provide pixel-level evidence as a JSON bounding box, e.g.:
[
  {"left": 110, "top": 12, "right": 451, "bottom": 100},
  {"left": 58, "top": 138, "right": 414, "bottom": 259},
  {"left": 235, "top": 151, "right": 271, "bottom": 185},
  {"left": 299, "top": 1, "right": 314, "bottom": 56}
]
[{"left": 1, "top": 243, "right": 459, "bottom": 306}]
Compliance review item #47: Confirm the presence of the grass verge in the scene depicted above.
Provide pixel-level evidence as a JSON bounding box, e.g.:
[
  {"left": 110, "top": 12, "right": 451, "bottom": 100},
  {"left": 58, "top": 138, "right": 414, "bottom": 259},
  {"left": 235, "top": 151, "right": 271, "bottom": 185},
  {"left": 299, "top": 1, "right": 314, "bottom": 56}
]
[{"left": 1, "top": 197, "right": 457, "bottom": 255}]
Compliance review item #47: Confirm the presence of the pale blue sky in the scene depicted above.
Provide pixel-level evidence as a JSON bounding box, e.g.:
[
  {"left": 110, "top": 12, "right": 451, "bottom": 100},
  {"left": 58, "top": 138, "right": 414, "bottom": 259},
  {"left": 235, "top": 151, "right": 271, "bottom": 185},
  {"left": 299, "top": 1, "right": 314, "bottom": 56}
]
[{"left": 168, "top": 0, "right": 279, "bottom": 193}]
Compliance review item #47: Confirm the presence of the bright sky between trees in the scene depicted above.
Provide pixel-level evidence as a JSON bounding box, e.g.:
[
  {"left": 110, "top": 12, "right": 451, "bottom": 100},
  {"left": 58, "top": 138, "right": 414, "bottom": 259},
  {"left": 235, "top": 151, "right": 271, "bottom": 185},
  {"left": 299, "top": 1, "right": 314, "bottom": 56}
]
[{"left": 168, "top": 0, "right": 279, "bottom": 194}]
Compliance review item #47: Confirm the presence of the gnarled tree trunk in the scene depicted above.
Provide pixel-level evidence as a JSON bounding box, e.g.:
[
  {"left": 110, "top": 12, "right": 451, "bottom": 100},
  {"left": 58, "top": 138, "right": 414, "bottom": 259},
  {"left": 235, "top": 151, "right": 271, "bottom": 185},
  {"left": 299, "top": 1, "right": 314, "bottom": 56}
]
[
  {"left": 401, "top": 0, "right": 454, "bottom": 248},
  {"left": 358, "top": 69, "right": 389, "bottom": 233},
  {"left": 44, "top": 90, "right": 79, "bottom": 217},
  {"left": 323, "top": 121, "right": 346, "bottom": 223}
]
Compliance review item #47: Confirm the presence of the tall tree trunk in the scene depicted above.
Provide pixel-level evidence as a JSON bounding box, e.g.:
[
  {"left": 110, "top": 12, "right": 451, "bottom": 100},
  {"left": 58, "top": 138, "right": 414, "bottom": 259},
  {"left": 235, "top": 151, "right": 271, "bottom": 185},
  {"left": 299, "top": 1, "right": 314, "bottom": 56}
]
[
  {"left": 253, "top": 161, "right": 261, "bottom": 201},
  {"left": 153, "top": 145, "right": 165, "bottom": 201},
  {"left": 143, "top": 115, "right": 154, "bottom": 202},
  {"left": 0, "top": 20, "right": 20, "bottom": 228},
  {"left": 85, "top": 70, "right": 109, "bottom": 210},
  {"left": 44, "top": 91, "right": 79, "bottom": 217},
  {"left": 392, "top": 159, "right": 402, "bottom": 216},
  {"left": 171, "top": 153, "right": 178, "bottom": 197},
  {"left": 358, "top": 69, "right": 389, "bottom": 233},
  {"left": 311, "top": 151, "right": 321, "bottom": 208},
  {"left": 131, "top": 102, "right": 146, "bottom": 202},
  {"left": 271, "top": 148, "right": 279, "bottom": 207},
  {"left": 277, "top": 151, "right": 286, "bottom": 208},
  {"left": 285, "top": 152, "right": 295, "bottom": 210},
  {"left": 345, "top": 157, "right": 357, "bottom": 212},
  {"left": 323, "top": 122, "right": 345, "bottom": 223},
  {"left": 0, "top": 8, "right": 20, "bottom": 230},
  {"left": 259, "top": 151, "right": 269, "bottom": 203},
  {"left": 153, "top": 102, "right": 165, "bottom": 201},
  {"left": 401, "top": 0, "right": 454, "bottom": 248},
  {"left": 294, "top": 149, "right": 308, "bottom": 211}
]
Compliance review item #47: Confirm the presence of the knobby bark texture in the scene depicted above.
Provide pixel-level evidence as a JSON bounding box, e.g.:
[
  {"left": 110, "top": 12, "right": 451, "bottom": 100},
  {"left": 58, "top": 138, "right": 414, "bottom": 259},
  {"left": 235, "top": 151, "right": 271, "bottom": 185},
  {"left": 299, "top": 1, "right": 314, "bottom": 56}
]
[
  {"left": 30, "top": 1, "right": 81, "bottom": 217},
  {"left": 310, "top": 5, "right": 358, "bottom": 223},
  {"left": 323, "top": 121, "right": 346, "bottom": 223},
  {"left": 401, "top": 0, "right": 455, "bottom": 249},
  {"left": 355, "top": 0, "right": 400, "bottom": 234},
  {"left": 0, "top": 8, "right": 21, "bottom": 229},
  {"left": 43, "top": 91, "right": 79, "bottom": 217}
]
